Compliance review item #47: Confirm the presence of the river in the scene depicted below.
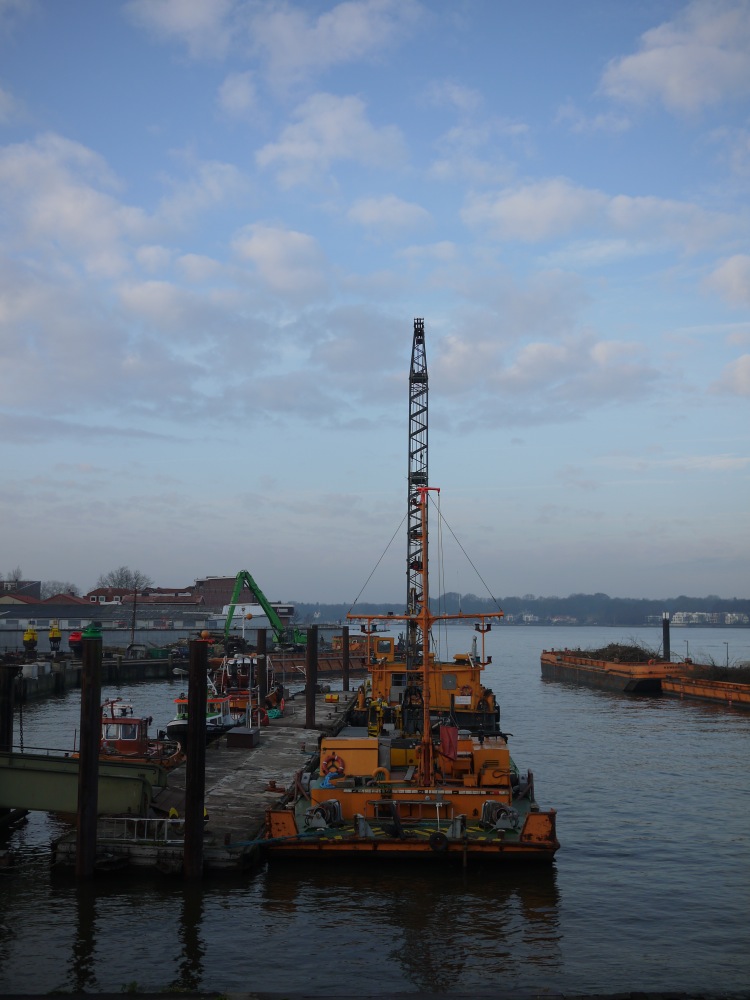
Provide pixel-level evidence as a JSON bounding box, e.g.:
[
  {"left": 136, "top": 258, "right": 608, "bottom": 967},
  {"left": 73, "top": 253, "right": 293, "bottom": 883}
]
[{"left": 1, "top": 625, "right": 749, "bottom": 996}]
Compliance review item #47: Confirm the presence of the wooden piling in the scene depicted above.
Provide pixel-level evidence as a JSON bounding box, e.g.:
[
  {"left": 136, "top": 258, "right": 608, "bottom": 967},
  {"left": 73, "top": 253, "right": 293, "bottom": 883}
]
[
  {"left": 342, "top": 625, "right": 350, "bottom": 692},
  {"left": 662, "top": 612, "right": 671, "bottom": 662},
  {"left": 257, "top": 629, "right": 268, "bottom": 704},
  {"left": 183, "top": 638, "right": 207, "bottom": 879},
  {"left": 76, "top": 629, "right": 102, "bottom": 879},
  {"left": 0, "top": 664, "right": 15, "bottom": 753},
  {"left": 306, "top": 625, "right": 318, "bottom": 728}
]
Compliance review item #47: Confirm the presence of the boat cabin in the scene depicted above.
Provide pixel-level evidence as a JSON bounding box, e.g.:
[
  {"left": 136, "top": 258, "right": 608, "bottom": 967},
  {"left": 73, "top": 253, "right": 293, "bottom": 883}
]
[{"left": 100, "top": 700, "right": 152, "bottom": 755}]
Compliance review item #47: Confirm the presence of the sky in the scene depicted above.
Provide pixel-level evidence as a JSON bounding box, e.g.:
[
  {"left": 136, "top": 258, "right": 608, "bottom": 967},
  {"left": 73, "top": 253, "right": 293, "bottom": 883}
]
[{"left": 1, "top": 0, "right": 749, "bottom": 604}]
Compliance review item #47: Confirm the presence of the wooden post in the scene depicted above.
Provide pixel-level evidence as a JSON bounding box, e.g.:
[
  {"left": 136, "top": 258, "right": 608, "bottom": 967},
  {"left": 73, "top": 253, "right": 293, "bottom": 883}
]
[
  {"left": 183, "top": 639, "right": 207, "bottom": 880},
  {"left": 257, "top": 628, "right": 268, "bottom": 708},
  {"left": 76, "top": 625, "right": 102, "bottom": 879},
  {"left": 305, "top": 625, "right": 318, "bottom": 729},
  {"left": 0, "top": 664, "right": 16, "bottom": 753},
  {"left": 0, "top": 663, "right": 17, "bottom": 823},
  {"left": 342, "top": 625, "right": 350, "bottom": 692},
  {"left": 662, "top": 612, "right": 671, "bottom": 662}
]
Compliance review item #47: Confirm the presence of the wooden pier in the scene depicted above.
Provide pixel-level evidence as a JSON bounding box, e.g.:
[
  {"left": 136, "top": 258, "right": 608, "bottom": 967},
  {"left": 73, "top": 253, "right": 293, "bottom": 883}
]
[{"left": 51, "top": 689, "right": 356, "bottom": 873}]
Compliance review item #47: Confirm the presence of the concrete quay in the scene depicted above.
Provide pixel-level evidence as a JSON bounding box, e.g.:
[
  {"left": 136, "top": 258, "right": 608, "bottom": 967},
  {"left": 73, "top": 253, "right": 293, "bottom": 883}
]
[{"left": 51, "top": 689, "right": 354, "bottom": 872}]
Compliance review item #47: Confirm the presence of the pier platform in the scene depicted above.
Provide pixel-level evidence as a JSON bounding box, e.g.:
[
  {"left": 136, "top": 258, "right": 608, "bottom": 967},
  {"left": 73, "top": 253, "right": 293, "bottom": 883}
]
[{"left": 51, "top": 689, "right": 355, "bottom": 872}]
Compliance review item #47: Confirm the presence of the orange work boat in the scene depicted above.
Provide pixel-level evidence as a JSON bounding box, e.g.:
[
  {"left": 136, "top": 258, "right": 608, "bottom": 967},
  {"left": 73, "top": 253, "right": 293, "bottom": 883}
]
[{"left": 264, "top": 319, "right": 558, "bottom": 864}]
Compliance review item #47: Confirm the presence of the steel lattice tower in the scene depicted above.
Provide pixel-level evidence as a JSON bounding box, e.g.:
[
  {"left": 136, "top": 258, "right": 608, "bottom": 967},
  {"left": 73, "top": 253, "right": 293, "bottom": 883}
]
[{"left": 406, "top": 318, "right": 427, "bottom": 672}]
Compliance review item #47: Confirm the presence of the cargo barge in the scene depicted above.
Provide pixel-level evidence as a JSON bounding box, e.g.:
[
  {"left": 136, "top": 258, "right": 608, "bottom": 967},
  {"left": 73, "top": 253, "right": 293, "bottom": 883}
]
[{"left": 540, "top": 648, "right": 675, "bottom": 693}]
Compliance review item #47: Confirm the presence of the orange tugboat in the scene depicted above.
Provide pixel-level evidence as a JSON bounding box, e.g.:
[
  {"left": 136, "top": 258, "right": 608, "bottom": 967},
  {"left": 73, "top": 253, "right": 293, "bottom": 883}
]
[{"left": 264, "top": 320, "right": 559, "bottom": 863}]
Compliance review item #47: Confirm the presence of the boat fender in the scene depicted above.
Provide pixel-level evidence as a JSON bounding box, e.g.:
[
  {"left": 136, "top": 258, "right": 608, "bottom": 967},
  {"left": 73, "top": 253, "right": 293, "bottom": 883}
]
[
  {"left": 371, "top": 766, "right": 390, "bottom": 782},
  {"left": 428, "top": 831, "right": 448, "bottom": 853},
  {"left": 321, "top": 752, "right": 345, "bottom": 777}
]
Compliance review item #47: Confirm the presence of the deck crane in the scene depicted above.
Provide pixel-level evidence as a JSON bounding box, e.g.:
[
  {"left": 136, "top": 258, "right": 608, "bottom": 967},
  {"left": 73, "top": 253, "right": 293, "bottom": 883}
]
[
  {"left": 224, "top": 570, "right": 306, "bottom": 650},
  {"left": 406, "top": 317, "right": 428, "bottom": 675}
]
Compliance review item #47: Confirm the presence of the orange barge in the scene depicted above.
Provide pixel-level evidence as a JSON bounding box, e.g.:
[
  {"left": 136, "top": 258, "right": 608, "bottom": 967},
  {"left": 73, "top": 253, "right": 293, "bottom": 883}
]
[
  {"left": 540, "top": 649, "right": 674, "bottom": 693},
  {"left": 661, "top": 674, "right": 750, "bottom": 708}
]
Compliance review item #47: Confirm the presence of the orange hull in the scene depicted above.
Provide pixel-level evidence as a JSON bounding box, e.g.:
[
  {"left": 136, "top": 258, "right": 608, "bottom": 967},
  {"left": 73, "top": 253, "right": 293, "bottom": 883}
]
[
  {"left": 541, "top": 650, "right": 674, "bottom": 693},
  {"left": 662, "top": 675, "right": 750, "bottom": 708}
]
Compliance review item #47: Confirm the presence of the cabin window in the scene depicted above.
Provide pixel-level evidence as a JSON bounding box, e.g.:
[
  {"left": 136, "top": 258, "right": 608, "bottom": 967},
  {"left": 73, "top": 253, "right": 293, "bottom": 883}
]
[
  {"left": 120, "top": 724, "right": 137, "bottom": 740},
  {"left": 442, "top": 674, "right": 458, "bottom": 690},
  {"left": 376, "top": 639, "right": 391, "bottom": 654}
]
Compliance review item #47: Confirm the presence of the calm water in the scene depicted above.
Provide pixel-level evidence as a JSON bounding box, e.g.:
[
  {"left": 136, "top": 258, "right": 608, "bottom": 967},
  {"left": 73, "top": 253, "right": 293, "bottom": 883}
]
[{"left": 1, "top": 625, "right": 749, "bottom": 996}]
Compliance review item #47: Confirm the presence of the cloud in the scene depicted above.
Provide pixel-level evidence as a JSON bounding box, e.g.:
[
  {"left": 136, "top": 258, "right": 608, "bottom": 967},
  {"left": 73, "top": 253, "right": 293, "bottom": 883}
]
[
  {"left": 256, "top": 92, "right": 407, "bottom": 186},
  {"left": 0, "top": 132, "right": 146, "bottom": 277},
  {"left": 155, "top": 158, "right": 251, "bottom": 228},
  {"left": 712, "top": 354, "right": 750, "bottom": 396},
  {"left": 429, "top": 118, "right": 527, "bottom": 185},
  {"left": 425, "top": 79, "right": 482, "bottom": 114},
  {"left": 347, "top": 194, "right": 431, "bottom": 236},
  {"left": 433, "top": 324, "right": 661, "bottom": 429},
  {"left": 123, "top": 0, "right": 235, "bottom": 59},
  {"left": 397, "top": 241, "right": 458, "bottom": 262},
  {"left": 462, "top": 179, "right": 606, "bottom": 242},
  {"left": 705, "top": 254, "right": 750, "bottom": 306},
  {"left": 601, "top": 1, "right": 750, "bottom": 114},
  {"left": 462, "top": 177, "right": 735, "bottom": 252},
  {"left": 612, "top": 450, "right": 750, "bottom": 473},
  {"left": 247, "top": 0, "right": 422, "bottom": 86},
  {"left": 232, "top": 222, "right": 329, "bottom": 297},
  {"left": 217, "top": 70, "right": 257, "bottom": 118},
  {"left": 555, "top": 99, "right": 631, "bottom": 134},
  {"left": 0, "top": 84, "right": 21, "bottom": 123}
]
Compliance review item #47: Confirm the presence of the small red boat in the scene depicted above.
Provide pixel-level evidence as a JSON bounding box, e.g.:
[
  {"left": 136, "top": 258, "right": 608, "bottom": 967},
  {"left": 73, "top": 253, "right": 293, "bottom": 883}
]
[{"left": 96, "top": 698, "right": 184, "bottom": 769}]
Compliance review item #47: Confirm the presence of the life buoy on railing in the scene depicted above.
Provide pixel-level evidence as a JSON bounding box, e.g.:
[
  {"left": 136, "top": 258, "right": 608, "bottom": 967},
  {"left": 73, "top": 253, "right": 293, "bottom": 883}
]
[
  {"left": 460, "top": 685, "right": 471, "bottom": 696},
  {"left": 648, "top": 659, "right": 655, "bottom": 665},
  {"left": 321, "top": 752, "right": 345, "bottom": 777},
  {"left": 255, "top": 706, "right": 269, "bottom": 726},
  {"left": 371, "top": 766, "right": 390, "bottom": 782}
]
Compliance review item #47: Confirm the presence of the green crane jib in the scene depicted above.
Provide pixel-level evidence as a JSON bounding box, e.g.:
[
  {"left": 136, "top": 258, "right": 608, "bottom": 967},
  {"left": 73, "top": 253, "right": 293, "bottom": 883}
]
[{"left": 224, "top": 571, "right": 306, "bottom": 648}]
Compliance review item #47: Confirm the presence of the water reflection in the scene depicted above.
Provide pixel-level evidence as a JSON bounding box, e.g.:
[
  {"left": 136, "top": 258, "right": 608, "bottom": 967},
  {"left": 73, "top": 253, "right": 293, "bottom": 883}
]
[
  {"left": 171, "top": 885, "right": 205, "bottom": 991},
  {"left": 70, "top": 885, "right": 97, "bottom": 993},
  {"left": 259, "top": 862, "right": 561, "bottom": 991}
]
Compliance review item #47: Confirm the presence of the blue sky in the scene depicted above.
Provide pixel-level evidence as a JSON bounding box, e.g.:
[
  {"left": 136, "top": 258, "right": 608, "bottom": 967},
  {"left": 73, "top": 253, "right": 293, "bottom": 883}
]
[{"left": 1, "top": 0, "right": 749, "bottom": 603}]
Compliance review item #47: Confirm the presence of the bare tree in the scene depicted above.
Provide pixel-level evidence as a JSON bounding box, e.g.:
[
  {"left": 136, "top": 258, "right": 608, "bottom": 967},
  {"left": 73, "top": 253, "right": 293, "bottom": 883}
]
[
  {"left": 6, "top": 566, "right": 23, "bottom": 585},
  {"left": 95, "top": 567, "right": 154, "bottom": 590},
  {"left": 41, "top": 580, "right": 80, "bottom": 599}
]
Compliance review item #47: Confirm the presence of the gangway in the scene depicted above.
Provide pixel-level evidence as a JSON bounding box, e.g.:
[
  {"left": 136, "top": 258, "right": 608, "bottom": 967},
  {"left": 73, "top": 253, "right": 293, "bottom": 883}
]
[{"left": 0, "top": 748, "right": 168, "bottom": 816}]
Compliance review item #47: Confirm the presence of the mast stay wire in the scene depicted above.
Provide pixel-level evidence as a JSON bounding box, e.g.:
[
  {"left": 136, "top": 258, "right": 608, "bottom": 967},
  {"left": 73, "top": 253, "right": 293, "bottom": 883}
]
[
  {"left": 347, "top": 511, "right": 408, "bottom": 618},
  {"left": 427, "top": 492, "right": 504, "bottom": 614},
  {"left": 432, "top": 491, "right": 447, "bottom": 662}
]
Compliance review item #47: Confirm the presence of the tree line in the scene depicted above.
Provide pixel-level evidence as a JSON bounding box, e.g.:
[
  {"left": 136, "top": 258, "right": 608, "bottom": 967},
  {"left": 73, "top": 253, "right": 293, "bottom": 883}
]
[{"left": 295, "top": 592, "right": 750, "bottom": 627}]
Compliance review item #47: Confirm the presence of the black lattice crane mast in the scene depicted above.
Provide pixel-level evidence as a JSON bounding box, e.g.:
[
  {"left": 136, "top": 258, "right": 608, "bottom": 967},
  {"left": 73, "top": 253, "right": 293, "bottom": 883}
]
[{"left": 406, "top": 318, "right": 427, "bottom": 674}]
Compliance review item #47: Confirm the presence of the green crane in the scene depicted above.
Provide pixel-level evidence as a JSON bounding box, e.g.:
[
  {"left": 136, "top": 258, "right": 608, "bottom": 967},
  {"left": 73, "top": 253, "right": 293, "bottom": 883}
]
[{"left": 224, "top": 571, "right": 306, "bottom": 649}]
